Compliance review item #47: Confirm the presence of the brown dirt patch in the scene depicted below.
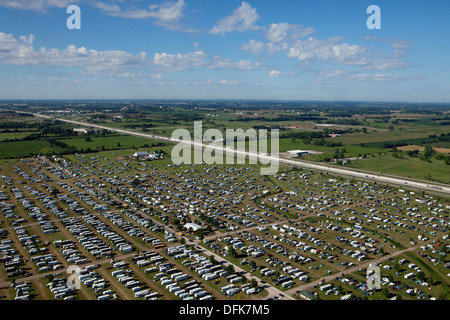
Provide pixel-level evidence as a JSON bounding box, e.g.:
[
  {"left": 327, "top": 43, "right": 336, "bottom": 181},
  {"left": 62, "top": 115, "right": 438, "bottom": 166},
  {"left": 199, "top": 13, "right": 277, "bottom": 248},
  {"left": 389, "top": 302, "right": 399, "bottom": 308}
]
[{"left": 397, "top": 145, "right": 450, "bottom": 154}]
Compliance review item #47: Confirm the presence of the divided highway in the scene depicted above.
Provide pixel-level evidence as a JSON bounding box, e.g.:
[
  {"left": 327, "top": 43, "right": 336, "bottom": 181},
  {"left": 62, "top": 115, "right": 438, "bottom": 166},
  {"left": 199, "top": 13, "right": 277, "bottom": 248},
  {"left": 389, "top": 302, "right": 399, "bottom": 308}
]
[{"left": 26, "top": 112, "right": 450, "bottom": 196}]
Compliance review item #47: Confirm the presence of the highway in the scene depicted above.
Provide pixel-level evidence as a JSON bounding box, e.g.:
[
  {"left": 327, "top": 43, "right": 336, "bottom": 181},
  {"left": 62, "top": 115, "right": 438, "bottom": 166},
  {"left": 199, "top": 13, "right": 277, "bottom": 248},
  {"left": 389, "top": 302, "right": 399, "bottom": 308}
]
[{"left": 26, "top": 112, "right": 450, "bottom": 196}]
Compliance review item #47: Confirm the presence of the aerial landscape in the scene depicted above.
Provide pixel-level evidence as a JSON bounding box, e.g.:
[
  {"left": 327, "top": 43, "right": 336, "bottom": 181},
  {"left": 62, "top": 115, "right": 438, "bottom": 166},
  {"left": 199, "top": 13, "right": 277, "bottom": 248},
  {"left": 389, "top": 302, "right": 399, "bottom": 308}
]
[{"left": 0, "top": 0, "right": 448, "bottom": 309}]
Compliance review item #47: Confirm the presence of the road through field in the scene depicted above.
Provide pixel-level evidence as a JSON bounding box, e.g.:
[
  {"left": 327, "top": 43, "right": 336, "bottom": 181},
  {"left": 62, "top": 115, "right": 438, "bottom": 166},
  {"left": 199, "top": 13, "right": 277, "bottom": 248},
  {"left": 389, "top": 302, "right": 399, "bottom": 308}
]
[
  {"left": 283, "top": 239, "right": 437, "bottom": 298},
  {"left": 25, "top": 112, "right": 450, "bottom": 197}
]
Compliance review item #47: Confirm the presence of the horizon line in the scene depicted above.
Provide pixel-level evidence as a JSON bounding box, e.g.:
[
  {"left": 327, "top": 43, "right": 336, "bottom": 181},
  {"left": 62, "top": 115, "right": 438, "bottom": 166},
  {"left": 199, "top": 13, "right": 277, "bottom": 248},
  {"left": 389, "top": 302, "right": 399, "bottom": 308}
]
[{"left": 1, "top": 99, "right": 449, "bottom": 105}]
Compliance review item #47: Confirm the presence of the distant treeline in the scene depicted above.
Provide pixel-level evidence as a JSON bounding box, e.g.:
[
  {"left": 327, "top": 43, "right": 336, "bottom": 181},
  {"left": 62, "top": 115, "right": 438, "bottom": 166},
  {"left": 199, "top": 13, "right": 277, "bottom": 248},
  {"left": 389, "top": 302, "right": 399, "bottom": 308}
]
[
  {"left": 230, "top": 114, "right": 368, "bottom": 126},
  {"left": 1, "top": 122, "right": 114, "bottom": 143},
  {"left": 232, "top": 114, "right": 324, "bottom": 122},
  {"left": 123, "top": 123, "right": 155, "bottom": 129},
  {"left": 3, "top": 99, "right": 450, "bottom": 114},
  {"left": 0, "top": 121, "right": 43, "bottom": 129},
  {"left": 365, "top": 133, "right": 450, "bottom": 149}
]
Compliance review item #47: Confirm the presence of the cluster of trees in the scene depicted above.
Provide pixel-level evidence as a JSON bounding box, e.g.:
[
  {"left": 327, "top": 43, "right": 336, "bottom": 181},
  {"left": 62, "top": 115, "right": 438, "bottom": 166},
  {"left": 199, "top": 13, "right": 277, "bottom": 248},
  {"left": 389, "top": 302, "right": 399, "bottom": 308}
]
[
  {"left": 392, "top": 145, "right": 450, "bottom": 165},
  {"left": 333, "top": 148, "right": 347, "bottom": 159},
  {"left": 305, "top": 138, "right": 343, "bottom": 148},
  {"left": 0, "top": 121, "right": 43, "bottom": 129},
  {"left": 1, "top": 122, "right": 109, "bottom": 144},
  {"left": 282, "top": 131, "right": 325, "bottom": 141},
  {"left": 1, "top": 128, "right": 22, "bottom": 133},
  {"left": 435, "top": 153, "right": 450, "bottom": 165},
  {"left": 40, "top": 124, "right": 79, "bottom": 137},
  {"left": 384, "top": 142, "right": 409, "bottom": 149},
  {"left": 317, "top": 148, "right": 348, "bottom": 163},
  {"left": 46, "top": 139, "right": 75, "bottom": 151},
  {"left": 284, "top": 131, "right": 346, "bottom": 147},
  {"left": 198, "top": 212, "right": 220, "bottom": 229}
]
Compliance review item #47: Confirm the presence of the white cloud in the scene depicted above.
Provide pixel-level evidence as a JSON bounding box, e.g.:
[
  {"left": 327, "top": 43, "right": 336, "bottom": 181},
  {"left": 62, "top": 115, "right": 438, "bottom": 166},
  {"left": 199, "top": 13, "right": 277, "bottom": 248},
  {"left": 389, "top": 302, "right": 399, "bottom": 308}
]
[
  {"left": 268, "top": 70, "right": 280, "bottom": 78},
  {"left": 153, "top": 50, "right": 208, "bottom": 71},
  {"left": 388, "top": 39, "right": 413, "bottom": 57},
  {"left": 266, "top": 42, "right": 289, "bottom": 55},
  {"left": 0, "top": 32, "right": 262, "bottom": 75},
  {"left": 48, "top": 76, "right": 69, "bottom": 81},
  {"left": 210, "top": 1, "right": 260, "bottom": 35},
  {"left": 265, "top": 23, "right": 315, "bottom": 43},
  {"left": 94, "top": 0, "right": 186, "bottom": 30},
  {"left": 156, "top": 78, "right": 242, "bottom": 87},
  {"left": 18, "top": 34, "right": 35, "bottom": 45},
  {"left": 364, "top": 58, "right": 408, "bottom": 70},
  {"left": 351, "top": 73, "right": 403, "bottom": 82},
  {"left": 255, "top": 22, "right": 410, "bottom": 72},
  {"left": 152, "top": 51, "right": 261, "bottom": 71},
  {"left": 0, "top": 0, "right": 74, "bottom": 12},
  {"left": 239, "top": 22, "right": 315, "bottom": 56},
  {"left": 364, "top": 35, "right": 414, "bottom": 58},
  {"left": 317, "top": 68, "right": 348, "bottom": 80},
  {"left": 209, "top": 56, "right": 261, "bottom": 71},
  {"left": 316, "top": 68, "right": 418, "bottom": 82},
  {"left": 219, "top": 79, "right": 242, "bottom": 85},
  {"left": 240, "top": 39, "right": 265, "bottom": 54},
  {"left": 267, "top": 69, "right": 295, "bottom": 78},
  {"left": 287, "top": 37, "right": 368, "bottom": 66},
  {"left": 0, "top": 0, "right": 193, "bottom": 32},
  {"left": 289, "top": 37, "right": 406, "bottom": 71},
  {"left": 0, "top": 32, "right": 147, "bottom": 72}
]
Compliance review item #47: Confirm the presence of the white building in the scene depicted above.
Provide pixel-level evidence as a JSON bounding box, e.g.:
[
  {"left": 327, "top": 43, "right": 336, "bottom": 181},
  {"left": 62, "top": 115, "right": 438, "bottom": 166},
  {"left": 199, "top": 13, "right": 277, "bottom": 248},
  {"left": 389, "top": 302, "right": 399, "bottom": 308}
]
[
  {"left": 287, "top": 150, "right": 309, "bottom": 156},
  {"left": 184, "top": 223, "right": 203, "bottom": 232},
  {"left": 133, "top": 152, "right": 148, "bottom": 157}
]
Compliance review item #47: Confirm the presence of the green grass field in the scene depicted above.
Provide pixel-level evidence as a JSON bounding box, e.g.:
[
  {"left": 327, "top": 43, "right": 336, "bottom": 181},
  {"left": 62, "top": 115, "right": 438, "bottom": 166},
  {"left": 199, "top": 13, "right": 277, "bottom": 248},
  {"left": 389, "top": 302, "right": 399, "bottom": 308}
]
[
  {"left": 0, "top": 131, "right": 39, "bottom": 141},
  {"left": 347, "top": 156, "right": 450, "bottom": 183},
  {"left": 57, "top": 134, "right": 165, "bottom": 150},
  {"left": 0, "top": 140, "right": 65, "bottom": 158}
]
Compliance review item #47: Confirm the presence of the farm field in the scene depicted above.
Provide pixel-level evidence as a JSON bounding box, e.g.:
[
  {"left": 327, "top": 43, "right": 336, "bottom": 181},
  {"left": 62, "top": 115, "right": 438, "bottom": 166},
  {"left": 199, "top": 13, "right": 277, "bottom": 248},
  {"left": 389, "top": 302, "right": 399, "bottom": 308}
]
[{"left": 346, "top": 156, "right": 450, "bottom": 184}]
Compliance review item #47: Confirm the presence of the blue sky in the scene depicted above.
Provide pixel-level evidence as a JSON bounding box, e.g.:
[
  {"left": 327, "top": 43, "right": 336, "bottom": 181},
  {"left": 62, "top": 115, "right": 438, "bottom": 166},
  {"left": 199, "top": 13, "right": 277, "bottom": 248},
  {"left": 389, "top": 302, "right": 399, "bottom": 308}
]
[{"left": 0, "top": 0, "right": 449, "bottom": 102}]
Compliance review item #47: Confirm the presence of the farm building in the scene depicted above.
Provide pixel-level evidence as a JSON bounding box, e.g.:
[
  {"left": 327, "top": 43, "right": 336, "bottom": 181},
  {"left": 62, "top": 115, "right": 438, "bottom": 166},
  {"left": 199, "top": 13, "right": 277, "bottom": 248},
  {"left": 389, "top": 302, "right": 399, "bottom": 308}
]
[
  {"left": 287, "top": 150, "right": 309, "bottom": 157},
  {"left": 184, "top": 223, "right": 203, "bottom": 232},
  {"left": 133, "top": 151, "right": 148, "bottom": 158}
]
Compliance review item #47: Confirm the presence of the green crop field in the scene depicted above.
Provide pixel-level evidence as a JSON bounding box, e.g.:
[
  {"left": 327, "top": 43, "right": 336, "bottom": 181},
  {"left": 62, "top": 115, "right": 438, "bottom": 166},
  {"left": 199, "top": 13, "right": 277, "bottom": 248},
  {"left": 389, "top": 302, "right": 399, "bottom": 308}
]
[
  {"left": 57, "top": 134, "right": 164, "bottom": 150},
  {"left": 347, "top": 156, "right": 450, "bottom": 183},
  {"left": 0, "top": 131, "right": 39, "bottom": 141},
  {"left": 0, "top": 139, "right": 65, "bottom": 158}
]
